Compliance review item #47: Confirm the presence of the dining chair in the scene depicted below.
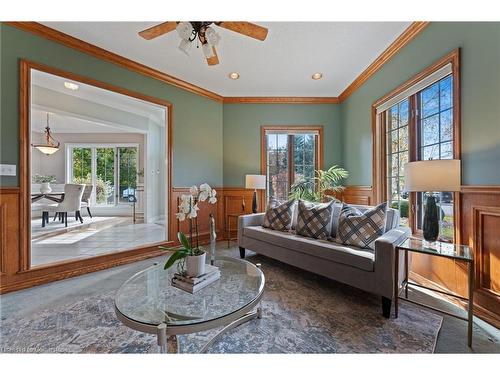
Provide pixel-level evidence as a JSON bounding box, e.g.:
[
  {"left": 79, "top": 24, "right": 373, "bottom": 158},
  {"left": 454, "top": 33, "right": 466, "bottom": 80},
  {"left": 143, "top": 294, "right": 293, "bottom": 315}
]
[
  {"left": 80, "top": 184, "right": 94, "bottom": 218},
  {"left": 40, "top": 184, "right": 85, "bottom": 227}
]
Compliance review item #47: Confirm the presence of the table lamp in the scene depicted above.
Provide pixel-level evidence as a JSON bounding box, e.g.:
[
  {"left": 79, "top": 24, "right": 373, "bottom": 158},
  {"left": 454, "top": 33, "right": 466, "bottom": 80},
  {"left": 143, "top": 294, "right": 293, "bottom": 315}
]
[
  {"left": 404, "top": 159, "right": 461, "bottom": 241},
  {"left": 245, "top": 174, "right": 266, "bottom": 213}
]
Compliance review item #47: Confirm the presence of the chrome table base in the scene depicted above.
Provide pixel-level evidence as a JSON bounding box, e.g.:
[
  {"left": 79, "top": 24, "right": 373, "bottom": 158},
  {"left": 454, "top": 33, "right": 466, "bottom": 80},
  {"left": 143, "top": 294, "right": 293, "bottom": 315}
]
[{"left": 156, "top": 307, "right": 262, "bottom": 353}]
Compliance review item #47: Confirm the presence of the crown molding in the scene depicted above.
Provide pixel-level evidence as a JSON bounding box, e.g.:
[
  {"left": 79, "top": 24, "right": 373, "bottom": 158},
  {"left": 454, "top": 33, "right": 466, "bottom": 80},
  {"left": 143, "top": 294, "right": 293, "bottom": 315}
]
[
  {"left": 5, "top": 21, "right": 429, "bottom": 105},
  {"left": 5, "top": 22, "right": 224, "bottom": 103},
  {"left": 338, "top": 21, "right": 430, "bottom": 103},
  {"left": 223, "top": 96, "right": 339, "bottom": 104}
]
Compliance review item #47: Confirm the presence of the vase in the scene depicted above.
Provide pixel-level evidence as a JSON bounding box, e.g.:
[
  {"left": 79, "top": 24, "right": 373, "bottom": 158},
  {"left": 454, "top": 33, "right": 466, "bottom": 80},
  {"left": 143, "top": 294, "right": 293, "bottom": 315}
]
[
  {"left": 423, "top": 195, "right": 439, "bottom": 241},
  {"left": 40, "top": 182, "right": 52, "bottom": 194},
  {"left": 186, "top": 252, "right": 206, "bottom": 277}
]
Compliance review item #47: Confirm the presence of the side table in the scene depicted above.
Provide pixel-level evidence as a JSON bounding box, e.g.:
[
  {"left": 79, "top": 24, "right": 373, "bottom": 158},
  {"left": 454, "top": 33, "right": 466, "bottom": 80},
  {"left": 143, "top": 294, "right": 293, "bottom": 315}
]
[
  {"left": 395, "top": 237, "right": 474, "bottom": 347},
  {"left": 226, "top": 214, "right": 240, "bottom": 248}
]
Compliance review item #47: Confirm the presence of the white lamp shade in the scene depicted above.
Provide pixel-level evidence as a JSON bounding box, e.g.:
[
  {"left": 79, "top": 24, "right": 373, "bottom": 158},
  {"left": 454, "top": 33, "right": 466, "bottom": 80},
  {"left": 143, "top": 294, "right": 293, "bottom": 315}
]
[
  {"left": 34, "top": 145, "right": 59, "bottom": 155},
  {"left": 404, "top": 159, "right": 461, "bottom": 192},
  {"left": 245, "top": 174, "right": 266, "bottom": 190}
]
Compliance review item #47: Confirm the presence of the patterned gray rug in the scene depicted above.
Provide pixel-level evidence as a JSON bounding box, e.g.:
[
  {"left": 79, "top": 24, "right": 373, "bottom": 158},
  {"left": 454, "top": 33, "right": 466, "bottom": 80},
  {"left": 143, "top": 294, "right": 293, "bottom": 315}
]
[{"left": 0, "top": 255, "right": 442, "bottom": 353}]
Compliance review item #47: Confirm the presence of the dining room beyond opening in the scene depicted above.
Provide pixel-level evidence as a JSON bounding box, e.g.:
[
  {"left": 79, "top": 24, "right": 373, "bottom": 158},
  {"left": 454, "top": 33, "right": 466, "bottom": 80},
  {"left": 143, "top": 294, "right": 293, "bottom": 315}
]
[{"left": 29, "top": 68, "right": 169, "bottom": 267}]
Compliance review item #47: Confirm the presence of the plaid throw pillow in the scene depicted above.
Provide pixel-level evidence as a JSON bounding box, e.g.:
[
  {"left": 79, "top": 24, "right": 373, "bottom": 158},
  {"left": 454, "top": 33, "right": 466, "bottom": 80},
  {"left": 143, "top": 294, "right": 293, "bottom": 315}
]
[
  {"left": 335, "top": 202, "right": 387, "bottom": 249},
  {"left": 295, "top": 200, "right": 334, "bottom": 240},
  {"left": 262, "top": 199, "right": 295, "bottom": 231}
]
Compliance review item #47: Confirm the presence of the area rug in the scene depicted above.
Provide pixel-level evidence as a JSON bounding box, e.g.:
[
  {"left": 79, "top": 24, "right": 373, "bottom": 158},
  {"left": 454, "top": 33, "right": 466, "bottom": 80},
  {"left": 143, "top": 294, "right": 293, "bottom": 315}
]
[{"left": 0, "top": 255, "right": 442, "bottom": 353}]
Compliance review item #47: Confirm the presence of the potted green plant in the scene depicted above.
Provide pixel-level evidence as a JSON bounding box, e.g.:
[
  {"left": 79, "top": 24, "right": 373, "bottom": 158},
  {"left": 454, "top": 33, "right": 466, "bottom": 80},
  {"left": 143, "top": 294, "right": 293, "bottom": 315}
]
[
  {"left": 32, "top": 174, "right": 57, "bottom": 194},
  {"left": 289, "top": 165, "right": 349, "bottom": 202},
  {"left": 160, "top": 183, "right": 217, "bottom": 277},
  {"left": 162, "top": 232, "right": 207, "bottom": 277}
]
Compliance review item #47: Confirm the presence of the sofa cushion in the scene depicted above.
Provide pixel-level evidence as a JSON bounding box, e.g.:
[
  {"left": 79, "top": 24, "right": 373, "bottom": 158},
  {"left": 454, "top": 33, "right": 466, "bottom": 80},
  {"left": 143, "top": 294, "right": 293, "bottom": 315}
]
[
  {"left": 296, "top": 200, "right": 335, "bottom": 240},
  {"left": 330, "top": 201, "right": 343, "bottom": 238},
  {"left": 268, "top": 198, "right": 299, "bottom": 230},
  {"left": 335, "top": 202, "right": 387, "bottom": 250},
  {"left": 262, "top": 199, "right": 295, "bottom": 231},
  {"left": 347, "top": 204, "right": 399, "bottom": 232},
  {"left": 244, "top": 226, "right": 374, "bottom": 271}
]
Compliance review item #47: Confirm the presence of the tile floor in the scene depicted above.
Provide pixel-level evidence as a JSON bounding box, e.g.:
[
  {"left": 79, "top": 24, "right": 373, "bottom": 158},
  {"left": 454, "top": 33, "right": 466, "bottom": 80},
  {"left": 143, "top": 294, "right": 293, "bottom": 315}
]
[{"left": 31, "top": 216, "right": 166, "bottom": 266}]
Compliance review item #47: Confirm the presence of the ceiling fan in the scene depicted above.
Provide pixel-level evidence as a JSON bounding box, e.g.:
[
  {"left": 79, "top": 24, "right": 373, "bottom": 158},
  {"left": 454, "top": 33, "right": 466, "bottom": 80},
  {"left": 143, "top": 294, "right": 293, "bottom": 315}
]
[{"left": 138, "top": 22, "right": 268, "bottom": 66}]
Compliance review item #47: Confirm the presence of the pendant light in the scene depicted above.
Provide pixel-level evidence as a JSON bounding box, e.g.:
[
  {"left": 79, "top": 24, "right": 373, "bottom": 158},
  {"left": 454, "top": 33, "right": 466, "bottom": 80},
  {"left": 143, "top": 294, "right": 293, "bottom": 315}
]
[{"left": 33, "top": 113, "right": 60, "bottom": 155}]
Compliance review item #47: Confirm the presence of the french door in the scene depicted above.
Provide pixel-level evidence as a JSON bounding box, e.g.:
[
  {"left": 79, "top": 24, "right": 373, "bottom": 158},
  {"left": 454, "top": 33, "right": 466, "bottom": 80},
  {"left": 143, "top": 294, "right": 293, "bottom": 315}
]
[{"left": 68, "top": 144, "right": 138, "bottom": 206}]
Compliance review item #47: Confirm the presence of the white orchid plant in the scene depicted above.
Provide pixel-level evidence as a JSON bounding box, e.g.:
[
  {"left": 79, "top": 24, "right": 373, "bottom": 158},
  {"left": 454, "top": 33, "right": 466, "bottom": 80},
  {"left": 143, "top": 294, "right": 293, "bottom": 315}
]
[
  {"left": 160, "top": 183, "right": 217, "bottom": 272},
  {"left": 175, "top": 183, "right": 217, "bottom": 222}
]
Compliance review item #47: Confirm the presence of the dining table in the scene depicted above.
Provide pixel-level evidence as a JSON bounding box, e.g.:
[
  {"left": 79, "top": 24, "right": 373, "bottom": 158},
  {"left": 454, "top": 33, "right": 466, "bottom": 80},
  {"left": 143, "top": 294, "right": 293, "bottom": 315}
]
[{"left": 31, "top": 192, "right": 65, "bottom": 203}]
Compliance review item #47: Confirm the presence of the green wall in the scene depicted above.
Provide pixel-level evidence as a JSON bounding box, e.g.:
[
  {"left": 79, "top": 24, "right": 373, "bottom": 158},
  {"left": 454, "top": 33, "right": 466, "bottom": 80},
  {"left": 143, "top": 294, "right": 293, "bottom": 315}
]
[
  {"left": 0, "top": 24, "right": 224, "bottom": 187},
  {"left": 340, "top": 22, "right": 500, "bottom": 186},
  {"left": 2, "top": 22, "right": 499, "bottom": 189},
  {"left": 222, "top": 103, "right": 342, "bottom": 186}
]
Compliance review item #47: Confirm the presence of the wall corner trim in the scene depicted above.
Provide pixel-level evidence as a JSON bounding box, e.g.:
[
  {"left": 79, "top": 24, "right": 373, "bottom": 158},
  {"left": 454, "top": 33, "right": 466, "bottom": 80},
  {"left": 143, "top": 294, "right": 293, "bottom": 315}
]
[
  {"left": 5, "top": 22, "right": 224, "bottom": 103},
  {"left": 338, "top": 21, "right": 430, "bottom": 103},
  {"left": 223, "top": 97, "right": 340, "bottom": 104}
]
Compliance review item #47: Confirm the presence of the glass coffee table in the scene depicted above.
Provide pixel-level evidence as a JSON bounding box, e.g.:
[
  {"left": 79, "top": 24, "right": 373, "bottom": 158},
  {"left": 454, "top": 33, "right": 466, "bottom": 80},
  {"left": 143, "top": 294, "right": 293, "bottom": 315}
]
[{"left": 115, "top": 257, "right": 265, "bottom": 353}]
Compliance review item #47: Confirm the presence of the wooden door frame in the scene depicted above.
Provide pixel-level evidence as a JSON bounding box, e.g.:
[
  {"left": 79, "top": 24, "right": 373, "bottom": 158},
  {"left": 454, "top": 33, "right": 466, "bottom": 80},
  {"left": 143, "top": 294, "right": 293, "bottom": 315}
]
[{"left": 6, "top": 59, "right": 174, "bottom": 292}]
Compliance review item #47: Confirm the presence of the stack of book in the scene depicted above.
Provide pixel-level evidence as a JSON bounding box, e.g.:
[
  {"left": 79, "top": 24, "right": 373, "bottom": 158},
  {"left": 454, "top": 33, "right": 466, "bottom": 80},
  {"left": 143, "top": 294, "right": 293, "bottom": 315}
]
[{"left": 172, "top": 264, "right": 220, "bottom": 293}]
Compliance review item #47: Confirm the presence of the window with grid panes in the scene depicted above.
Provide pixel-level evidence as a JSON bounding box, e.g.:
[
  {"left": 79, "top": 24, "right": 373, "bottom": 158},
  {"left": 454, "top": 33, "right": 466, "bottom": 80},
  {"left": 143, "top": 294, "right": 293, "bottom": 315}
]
[
  {"left": 264, "top": 128, "right": 320, "bottom": 201},
  {"left": 380, "top": 72, "right": 457, "bottom": 242}
]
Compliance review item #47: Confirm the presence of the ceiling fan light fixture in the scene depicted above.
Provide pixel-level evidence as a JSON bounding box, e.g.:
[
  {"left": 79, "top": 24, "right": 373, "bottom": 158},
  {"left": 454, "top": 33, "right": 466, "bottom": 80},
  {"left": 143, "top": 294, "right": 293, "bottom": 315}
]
[
  {"left": 202, "top": 43, "right": 215, "bottom": 58},
  {"left": 205, "top": 27, "right": 220, "bottom": 46},
  {"left": 176, "top": 22, "right": 194, "bottom": 40},
  {"left": 312, "top": 72, "right": 323, "bottom": 80},
  {"left": 229, "top": 72, "right": 240, "bottom": 80},
  {"left": 178, "top": 39, "right": 191, "bottom": 55}
]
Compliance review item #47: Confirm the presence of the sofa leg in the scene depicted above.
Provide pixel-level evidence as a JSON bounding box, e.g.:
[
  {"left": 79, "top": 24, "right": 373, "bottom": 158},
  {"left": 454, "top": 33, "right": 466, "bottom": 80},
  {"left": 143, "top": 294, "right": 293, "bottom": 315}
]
[
  {"left": 381, "top": 297, "right": 392, "bottom": 318},
  {"left": 239, "top": 247, "right": 245, "bottom": 259}
]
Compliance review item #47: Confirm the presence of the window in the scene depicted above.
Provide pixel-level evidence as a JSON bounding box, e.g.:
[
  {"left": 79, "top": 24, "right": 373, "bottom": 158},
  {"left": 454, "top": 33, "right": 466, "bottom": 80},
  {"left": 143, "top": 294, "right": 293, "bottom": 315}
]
[
  {"left": 374, "top": 51, "right": 459, "bottom": 242},
  {"left": 386, "top": 99, "right": 410, "bottom": 225},
  {"left": 416, "top": 76, "right": 455, "bottom": 240},
  {"left": 67, "top": 144, "right": 139, "bottom": 206},
  {"left": 261, "top": 127, "right": 322, "bottom": 201}
]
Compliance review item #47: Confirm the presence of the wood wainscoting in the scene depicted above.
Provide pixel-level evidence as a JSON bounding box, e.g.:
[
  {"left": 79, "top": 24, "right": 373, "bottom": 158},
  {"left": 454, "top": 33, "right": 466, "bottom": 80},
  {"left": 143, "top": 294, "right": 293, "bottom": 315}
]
[
  {"left": 169, "top": 187, "right": 262, "bottom": 242},
  {"left": 340, "top": 186, "right": 373, "bottom": 205},
  {"left": 410, "top": 186, "right": 500, "bottom": 327},
  {"left": 342, "top": 185, "right": 500, "bottom": 327}
]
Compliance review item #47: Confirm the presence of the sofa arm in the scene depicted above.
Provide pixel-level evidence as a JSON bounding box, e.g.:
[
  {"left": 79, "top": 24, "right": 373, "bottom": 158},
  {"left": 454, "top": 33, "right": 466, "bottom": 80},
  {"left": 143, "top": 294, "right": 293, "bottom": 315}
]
[
  {"left": 238, "top": 213, "right": 265, "bottom": 245},
  {"left": 373, "top": 226, "right": 411, "bottom": 298}
]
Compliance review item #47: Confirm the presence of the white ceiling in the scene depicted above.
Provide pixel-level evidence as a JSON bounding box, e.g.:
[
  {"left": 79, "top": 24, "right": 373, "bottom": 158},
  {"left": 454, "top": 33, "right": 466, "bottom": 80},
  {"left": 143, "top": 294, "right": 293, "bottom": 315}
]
[
  {"left": 41, "top": 22, "right": 411, "bottom": 97},
  {"left": 31, "top": 69, "right": 166, "bottom": 133}
]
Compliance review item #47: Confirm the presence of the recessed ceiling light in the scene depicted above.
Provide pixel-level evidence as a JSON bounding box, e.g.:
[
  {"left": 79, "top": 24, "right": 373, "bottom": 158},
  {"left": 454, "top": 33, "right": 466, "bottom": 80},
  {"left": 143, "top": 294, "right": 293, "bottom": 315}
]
[
  {"left": 312, "top": 73, "right": 323, "bottom": 80},
  {"left": 228, "top": 72, "right": 240, "bottom": 80},
  {"left": 64, "top": 82, "right": 79, "bottom": 90}
]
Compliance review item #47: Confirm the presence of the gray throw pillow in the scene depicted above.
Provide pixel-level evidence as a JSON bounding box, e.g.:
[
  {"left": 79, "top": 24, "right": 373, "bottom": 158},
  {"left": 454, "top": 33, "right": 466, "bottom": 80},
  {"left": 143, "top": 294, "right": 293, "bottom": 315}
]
[
  {"left": 262, "top": 199, "right": 295, "bottom": 231},
  {"left": 335, "top": 202, "right": 387, "bottom": 249},
  {"left": 295, "top": 200, "right": 334, "bottom": 240}
]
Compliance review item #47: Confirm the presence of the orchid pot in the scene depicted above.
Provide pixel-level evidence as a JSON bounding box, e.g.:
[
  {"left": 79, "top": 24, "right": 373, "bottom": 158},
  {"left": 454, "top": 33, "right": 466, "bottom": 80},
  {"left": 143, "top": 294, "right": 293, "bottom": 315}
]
[{"left": 186, "top": 252, "right": 206, "bottom": 277}]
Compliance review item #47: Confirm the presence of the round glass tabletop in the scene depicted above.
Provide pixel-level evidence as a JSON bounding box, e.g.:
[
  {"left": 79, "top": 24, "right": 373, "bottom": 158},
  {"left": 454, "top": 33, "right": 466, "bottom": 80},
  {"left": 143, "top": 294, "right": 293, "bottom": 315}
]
[{"left": 115, "top": 257, "right": 265, "bottom": 327}]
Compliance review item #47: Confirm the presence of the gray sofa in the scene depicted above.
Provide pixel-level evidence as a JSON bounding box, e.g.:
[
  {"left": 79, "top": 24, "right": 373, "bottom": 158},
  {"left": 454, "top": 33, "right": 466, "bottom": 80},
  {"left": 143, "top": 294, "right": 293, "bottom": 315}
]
[{"left": 238, "top": 204, "right": 410, "bottom": 317}]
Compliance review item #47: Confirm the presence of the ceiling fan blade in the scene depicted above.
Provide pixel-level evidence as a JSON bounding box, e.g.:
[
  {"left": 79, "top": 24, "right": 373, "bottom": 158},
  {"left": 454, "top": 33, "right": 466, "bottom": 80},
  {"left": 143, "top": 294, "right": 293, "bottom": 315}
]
[
  {"left": 138, "top": 22, "right": 178, "bottom": 40},
  {"left": 218, "top": 22, "right": 268, "bottom": 41},
  {"left": 206, "top": 46, "right": 219, "bottom": 66}
]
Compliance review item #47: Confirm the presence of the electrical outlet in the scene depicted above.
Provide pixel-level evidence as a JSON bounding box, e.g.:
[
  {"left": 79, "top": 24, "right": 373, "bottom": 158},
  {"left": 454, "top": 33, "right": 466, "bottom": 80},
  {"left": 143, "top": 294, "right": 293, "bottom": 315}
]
[{"left": 0, "top": 164, "right": 17, "bottom": 176}]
